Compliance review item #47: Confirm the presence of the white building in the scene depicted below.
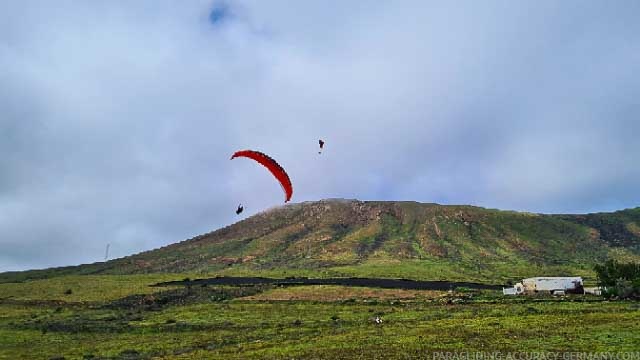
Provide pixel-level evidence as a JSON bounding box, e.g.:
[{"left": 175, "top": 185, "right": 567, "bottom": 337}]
[{"left": 503, "top": 277, "right": 584, "bottom": 295}]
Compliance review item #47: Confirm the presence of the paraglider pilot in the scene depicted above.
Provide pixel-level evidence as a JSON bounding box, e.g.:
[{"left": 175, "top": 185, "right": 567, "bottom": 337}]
[{"left": 236, "top": 204, "right": 244, "bottom": 215}]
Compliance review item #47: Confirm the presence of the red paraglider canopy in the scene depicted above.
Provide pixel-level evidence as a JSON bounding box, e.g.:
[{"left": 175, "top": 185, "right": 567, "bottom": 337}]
[{"left": 230, "top": 150, "right": 293, "bottom": 203}]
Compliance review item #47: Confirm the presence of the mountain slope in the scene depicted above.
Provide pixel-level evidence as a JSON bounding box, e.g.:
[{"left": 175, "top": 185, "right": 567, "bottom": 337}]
[{"left": 3, "top": 200, "right": 640, "bottom": 283}]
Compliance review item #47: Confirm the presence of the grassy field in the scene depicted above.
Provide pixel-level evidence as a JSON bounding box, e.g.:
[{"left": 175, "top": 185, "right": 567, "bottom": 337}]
[
  {"left": 1, "top": 275, "right": 639, "bottom": 359},
  {"left": 3, "top": 201, "right": 637, "bottom": 358}
]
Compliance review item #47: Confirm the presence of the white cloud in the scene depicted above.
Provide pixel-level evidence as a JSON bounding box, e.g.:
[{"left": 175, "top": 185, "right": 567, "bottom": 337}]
[{"left": 1, "top": 0, "right": 639, "bottom": 271}]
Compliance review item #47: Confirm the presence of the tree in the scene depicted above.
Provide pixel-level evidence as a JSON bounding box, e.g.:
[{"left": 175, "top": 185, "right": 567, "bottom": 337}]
[{"left": 594, "top": 259, "right": 640, "bottom": 299}]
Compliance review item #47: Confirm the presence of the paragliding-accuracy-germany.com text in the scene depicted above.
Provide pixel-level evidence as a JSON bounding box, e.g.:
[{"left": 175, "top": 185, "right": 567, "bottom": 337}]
[{"left": 432, "top": 352, "right": 640, "bottom": 360}]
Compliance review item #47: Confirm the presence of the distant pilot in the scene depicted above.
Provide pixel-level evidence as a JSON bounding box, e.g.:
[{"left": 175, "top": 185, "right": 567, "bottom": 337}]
[
  {"left": 318, "top": 139, "right": 325, "bottom": 154},
  {"left": 236, "top": 204, "right": 244, "bottom": 215}
]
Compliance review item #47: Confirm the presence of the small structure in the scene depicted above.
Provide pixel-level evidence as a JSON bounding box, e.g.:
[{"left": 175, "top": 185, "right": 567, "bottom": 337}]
[
  {"left": 584, "top": 287, "right": 602, "bottom": 296},
  {"left": 503, "top": 277, "right": 584, "bottom": 295},
  {"left": 502, "top": 282, "right": 525, "bottom": 295}
]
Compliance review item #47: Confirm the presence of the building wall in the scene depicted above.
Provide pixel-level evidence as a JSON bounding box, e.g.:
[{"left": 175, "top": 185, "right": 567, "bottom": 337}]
[{"left": 522, "top": 277, "right": 583, "bottom": 293}]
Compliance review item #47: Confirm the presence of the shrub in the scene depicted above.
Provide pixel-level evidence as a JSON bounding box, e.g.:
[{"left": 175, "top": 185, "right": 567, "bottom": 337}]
[
  {"left": 594, "top": 260, "right": 640, "bottom": 299},
  {"left": 118, "top": 349, "right": 140, "bottom": 360},
  {"left": 616, "top": 279, "right": 634, "bottom": 299}
]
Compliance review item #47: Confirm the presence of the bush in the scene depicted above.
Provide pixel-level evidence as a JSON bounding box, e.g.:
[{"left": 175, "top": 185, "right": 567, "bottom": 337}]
[
  {"left": 616, "top": 279, "right": 634, "bottom": 299},
  {"left": 594, "top": 260, "right": 640, "bottom": 299},
  {"left": 118, "top": 349, "right": 141, "bottom": 360}
]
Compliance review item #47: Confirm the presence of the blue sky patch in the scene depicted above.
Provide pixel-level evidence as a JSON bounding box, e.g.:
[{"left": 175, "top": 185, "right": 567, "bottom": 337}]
[{"left": 209, "top": 3, "right": 230, "bottom": 25}]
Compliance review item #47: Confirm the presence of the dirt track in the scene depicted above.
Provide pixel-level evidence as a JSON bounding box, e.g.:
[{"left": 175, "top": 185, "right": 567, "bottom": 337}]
[{"left": 154, "top": 276, "right": 504, "bottom": 290}]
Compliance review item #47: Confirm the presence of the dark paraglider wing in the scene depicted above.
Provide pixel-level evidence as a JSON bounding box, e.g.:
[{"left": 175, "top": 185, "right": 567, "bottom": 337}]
[
  {"left": 230, "top": 150, "right": 293, "bottom": 203},
  {"left": 319, "top": 139, "right": 324, "bottom": 149}
]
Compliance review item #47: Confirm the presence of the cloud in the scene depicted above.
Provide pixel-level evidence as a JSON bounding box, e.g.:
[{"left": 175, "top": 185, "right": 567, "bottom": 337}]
[
  {"left": 1, "top": 1, "right": 639, "bottom": 271},
  {"left": 209, "top": 2, "right": 231, "bottom": 25}
]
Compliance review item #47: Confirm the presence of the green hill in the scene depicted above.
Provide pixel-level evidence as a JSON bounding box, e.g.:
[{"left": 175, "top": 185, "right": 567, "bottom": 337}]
[{"left": 3, "top": 199, "right": 640, "bottom": 284}]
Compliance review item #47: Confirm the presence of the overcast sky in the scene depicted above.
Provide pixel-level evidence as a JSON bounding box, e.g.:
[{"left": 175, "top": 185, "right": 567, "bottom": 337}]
[{"left": 1, "top": 1, "right": 639, "bottom": 272}]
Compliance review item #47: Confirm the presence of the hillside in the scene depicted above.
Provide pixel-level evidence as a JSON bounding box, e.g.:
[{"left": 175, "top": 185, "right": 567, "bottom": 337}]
[{"left": 3, "top": 200, "right": 640, "bottom": 284}]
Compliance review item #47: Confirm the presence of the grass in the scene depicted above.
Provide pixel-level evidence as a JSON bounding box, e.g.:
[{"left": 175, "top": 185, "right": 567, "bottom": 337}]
[
  {"left": 240, "top": 285, "right": 444, "bottom": 301},
  {"left": 0, "top": 274, "right": 193, "bottom": 302},
  {"left": 2, "top": 201, "right": 639, "bottom": 358},
  {"left": 1, "top": 275, "right": 639, "bottom": 359}
]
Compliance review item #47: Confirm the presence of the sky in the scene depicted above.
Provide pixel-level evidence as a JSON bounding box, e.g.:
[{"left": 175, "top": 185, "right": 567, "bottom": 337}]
[{"left": 1, "top": 1, "right": 639, "bottom": 272}]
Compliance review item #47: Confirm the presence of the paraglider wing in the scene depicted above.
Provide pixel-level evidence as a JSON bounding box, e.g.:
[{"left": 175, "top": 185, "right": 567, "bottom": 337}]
[
  {"left": 319, "top": 140, "right": 324, "bottom": 149},
  {"left": 230, "top": 150, "right": 293, "bottom": 203}
]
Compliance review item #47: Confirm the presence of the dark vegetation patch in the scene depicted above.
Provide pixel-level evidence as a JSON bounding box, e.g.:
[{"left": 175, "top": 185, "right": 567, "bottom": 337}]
[
  {"left": 331, "top": 223, "right": 352, "bottom": 238},
  {"left": 14, "top": 285, "right": 272, "bottom": 335},
  {"left": 114, "top": 349, "right": 148, "bottom": 360},
  {"left": 19, "top": 315, "right": 135, "bottom": 334},
  {"left": 357, "top": 214, "right": 399, "bottom": 257},
  {"left": 268, "top": 227, "right": 315, "bottom": 265},
  {"left": 556, "top": 210, "right": 640, "bottom": 250},
  {"left": 105, "top": 285, "right": 270, "bottom": 311},
  {"left": 356, "top": 232, "right": 387, "bottom": 257},
  {"left": 595, "top": 259, "right": 640, "bottom": 299},
  {"left": 0, "top": 299, "right": 84, "bottom": 307},
  {"left": 153, "top": 276, "right": 504, "bottom": 291}
]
